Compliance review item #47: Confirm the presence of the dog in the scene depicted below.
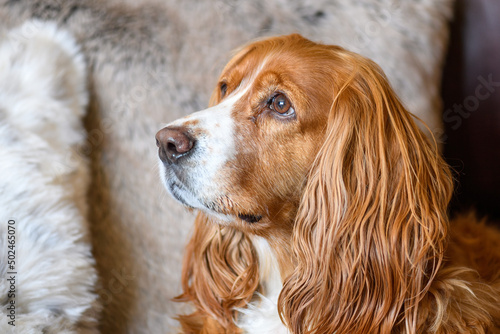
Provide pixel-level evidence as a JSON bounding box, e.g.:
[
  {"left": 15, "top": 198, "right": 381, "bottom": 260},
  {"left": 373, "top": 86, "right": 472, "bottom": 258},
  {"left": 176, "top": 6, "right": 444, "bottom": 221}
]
[{"left": 156, "top": 34, "right": 500, "bottom": 333}]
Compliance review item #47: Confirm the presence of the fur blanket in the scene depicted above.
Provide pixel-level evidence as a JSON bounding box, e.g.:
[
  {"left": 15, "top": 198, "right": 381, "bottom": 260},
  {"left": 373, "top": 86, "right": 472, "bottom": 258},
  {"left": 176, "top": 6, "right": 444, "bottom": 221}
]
[
  {"left": 0, "top": 21, "right": 99, "bottom": 333},
  {"left": 0, "top": 0, "right": 453, "bottom": 332}
]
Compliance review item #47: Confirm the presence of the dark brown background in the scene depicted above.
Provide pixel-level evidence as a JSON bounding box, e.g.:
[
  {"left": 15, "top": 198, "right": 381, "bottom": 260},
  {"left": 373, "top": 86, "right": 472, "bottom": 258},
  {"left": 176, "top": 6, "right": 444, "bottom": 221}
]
[{"left": 442, "top": 0, "right": 500, "bottom": 224}]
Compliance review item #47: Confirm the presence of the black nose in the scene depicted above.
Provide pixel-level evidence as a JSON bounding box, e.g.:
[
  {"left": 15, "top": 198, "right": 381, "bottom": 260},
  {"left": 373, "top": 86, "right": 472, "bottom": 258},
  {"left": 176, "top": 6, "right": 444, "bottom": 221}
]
[{"left": 156, "top": 126, "right": 195, "bottom": 163}]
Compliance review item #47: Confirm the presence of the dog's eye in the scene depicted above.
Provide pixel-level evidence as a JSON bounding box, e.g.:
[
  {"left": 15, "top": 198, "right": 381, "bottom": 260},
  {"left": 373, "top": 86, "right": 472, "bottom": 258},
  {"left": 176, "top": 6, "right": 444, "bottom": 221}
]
[
  {"left": 270, "top": 93, "right": 294, "bottom": 117},
  {"left": 220, "top": 82, "right": 228, "bottom": 98}
]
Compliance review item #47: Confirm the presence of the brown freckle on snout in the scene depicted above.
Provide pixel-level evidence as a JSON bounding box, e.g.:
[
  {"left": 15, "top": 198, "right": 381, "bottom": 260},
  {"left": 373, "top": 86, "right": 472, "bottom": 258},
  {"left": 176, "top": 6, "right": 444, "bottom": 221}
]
[{"left": 184, "top": 119, "right": 200, "bottom": 127}]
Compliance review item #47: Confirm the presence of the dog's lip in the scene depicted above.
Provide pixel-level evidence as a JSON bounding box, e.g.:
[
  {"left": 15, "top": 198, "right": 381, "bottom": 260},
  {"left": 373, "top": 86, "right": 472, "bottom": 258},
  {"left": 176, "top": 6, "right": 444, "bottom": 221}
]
[
  {"left": 238, "top": 213, "right": 263, "bottom": 223},
  {"left": 164, "top": 170, "right": 254, "bottom": 223},
  {"left": 168, "top": 181, "right": 195, "bottom": 208},
  {"left": 167, "top": 178, "right": 220, "bottom": 215},
  {"left": 170, "top": 180, "right": 262, "bottom": 223}
]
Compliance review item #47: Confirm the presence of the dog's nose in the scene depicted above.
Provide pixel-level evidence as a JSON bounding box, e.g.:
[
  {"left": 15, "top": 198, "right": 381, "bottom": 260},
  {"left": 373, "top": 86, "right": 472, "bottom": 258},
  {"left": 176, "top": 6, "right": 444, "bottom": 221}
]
[{"left": 156, "top": 126, "right": 195, "bottom": 163}]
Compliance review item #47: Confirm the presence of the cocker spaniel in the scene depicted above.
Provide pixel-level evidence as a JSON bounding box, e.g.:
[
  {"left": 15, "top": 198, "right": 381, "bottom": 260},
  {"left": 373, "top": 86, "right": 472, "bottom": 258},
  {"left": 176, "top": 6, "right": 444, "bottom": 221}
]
[{"left": 156, "top": 34, "right": 500, "bottom": 334}]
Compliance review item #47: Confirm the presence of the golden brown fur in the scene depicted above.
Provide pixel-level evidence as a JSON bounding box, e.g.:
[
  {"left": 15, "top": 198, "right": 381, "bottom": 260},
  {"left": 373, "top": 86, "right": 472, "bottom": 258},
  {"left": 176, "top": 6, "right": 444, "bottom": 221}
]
[
  {"left": 172, "top": 35, "right": 500, "bottom": 333},
  {"left": 175, "top": 214, "right": 257, "bottom": 333}
]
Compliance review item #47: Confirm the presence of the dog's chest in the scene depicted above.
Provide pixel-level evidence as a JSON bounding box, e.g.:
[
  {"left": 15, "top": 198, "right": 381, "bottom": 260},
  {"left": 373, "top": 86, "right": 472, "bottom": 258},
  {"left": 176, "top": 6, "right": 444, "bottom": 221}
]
[{"left": 236, "top": 237, "right": 290, "bottom": 334}]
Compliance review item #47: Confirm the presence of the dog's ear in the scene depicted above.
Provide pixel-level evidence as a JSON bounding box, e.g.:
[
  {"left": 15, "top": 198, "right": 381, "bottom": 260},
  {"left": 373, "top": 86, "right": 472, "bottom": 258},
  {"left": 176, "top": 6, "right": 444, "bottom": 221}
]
[
  {"left": 176, "top": 212, "right": 259, "bottom": 333},
  {"left": 279, "top": 51, "right": 454, "bottom": 333}
]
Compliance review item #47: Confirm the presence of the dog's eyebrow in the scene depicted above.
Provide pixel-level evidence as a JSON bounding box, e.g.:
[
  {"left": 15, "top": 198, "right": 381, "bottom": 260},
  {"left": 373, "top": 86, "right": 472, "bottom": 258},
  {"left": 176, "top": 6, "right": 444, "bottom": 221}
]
[{"left": 224, "top": 46, "right": 256, "bottom": 75}]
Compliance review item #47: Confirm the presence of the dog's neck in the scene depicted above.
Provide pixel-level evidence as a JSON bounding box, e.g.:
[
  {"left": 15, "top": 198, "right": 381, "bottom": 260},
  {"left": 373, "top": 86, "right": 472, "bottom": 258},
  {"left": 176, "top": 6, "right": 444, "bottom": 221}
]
[
  {"left": 251, "top": 236, "right": 284, "bottom": 291},
  {"left": 248, "top": 202, "right": 299, "bottom": 281},
  {"left": 239, "top": 236, "right": 291, "bottom": 334},
  {"left": 264, "top": 232, "right": 295, "bottom": 281},
  {"left": 245, "top": 218, "right": 296, "bottom": 282}
]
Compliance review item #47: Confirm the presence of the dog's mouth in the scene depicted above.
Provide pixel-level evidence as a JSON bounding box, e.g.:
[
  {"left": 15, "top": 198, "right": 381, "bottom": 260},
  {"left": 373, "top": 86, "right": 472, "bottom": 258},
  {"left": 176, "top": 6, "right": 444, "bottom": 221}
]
[
  {"left": 164, "top": 177, "right": 235, "bottom": 222},
  {"left": 238, "top": 213, "right": 262, "bottom": 223},
  {"left": 160, "top": 165, "right": 205, "bottom": 211},
  {"left": 162, "top": 166, "right": 264, "bottom": 224},
  {"left": 168, "top": 181, "right": 196, "bottom": 208},
  {"left": 170, "top": 183, "right": 263, "bottom": 224}
]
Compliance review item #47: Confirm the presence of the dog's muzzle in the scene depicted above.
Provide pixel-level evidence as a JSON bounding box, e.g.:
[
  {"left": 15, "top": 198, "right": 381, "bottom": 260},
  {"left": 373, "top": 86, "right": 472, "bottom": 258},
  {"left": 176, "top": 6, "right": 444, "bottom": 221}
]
[
  {"left": 156, "top": 125, "right": 200, "bottom": 209},
  {"left": 155, "top": 108, "right": 237, "bottom": 221}
]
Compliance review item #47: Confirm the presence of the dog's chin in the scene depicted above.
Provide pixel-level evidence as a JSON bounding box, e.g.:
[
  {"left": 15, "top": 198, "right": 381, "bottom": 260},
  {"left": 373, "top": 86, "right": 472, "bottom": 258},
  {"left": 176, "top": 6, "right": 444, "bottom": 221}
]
[
  {"left": 159, "top": 164, "right": 261, "bottom": 225},
  {"left": 169, "top": 185, "right": 260, "bottom": 225},
  {"left": 161, "top": 170, "right": 236, "bottom": 223},
  {"left": 167, "top": 180, "right": 198, "bottom": 209}
]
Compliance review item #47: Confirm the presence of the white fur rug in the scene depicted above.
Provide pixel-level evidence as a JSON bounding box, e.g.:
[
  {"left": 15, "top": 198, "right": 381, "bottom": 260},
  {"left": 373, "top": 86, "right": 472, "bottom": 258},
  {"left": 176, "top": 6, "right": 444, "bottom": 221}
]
[
  {"left": 0, "top": 1, "right": 454, "bottom": 332},
  {"left": 0, "top": 21, "right": 99, "bottom": 333}
]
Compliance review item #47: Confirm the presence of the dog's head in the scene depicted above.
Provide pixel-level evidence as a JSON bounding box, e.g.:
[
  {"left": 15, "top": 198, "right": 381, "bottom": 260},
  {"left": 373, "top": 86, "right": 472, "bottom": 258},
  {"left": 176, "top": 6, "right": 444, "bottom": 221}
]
[
  {"left": 156, "top": 34, "right": 454, "bottom": 333},
  {"left": 156, "top": 34, "right": 340, "bottom": 232}
]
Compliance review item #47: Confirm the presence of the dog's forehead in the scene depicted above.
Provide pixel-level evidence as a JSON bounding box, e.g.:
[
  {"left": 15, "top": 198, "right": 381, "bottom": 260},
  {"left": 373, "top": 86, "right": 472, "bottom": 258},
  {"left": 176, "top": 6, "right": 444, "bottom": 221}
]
[
  {"left": 221, "top": 51, "right": 267, "bottom": 87},
  {"left": 222, "top": 43, "right": 332, "bottom": 96},
  {"left": 224, "top": 50, "right": 330, "bottom": 108},
  {"left": 222, "top": 40, "right": 310, "bottom": 81}
]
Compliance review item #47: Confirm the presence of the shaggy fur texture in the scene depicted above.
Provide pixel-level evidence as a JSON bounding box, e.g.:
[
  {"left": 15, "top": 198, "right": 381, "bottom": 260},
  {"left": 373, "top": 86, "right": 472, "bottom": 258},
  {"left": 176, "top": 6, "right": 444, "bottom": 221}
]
[
  {"left": 0, "top": 21, "right": 99, "bottom": 333},
  {"left": 158, "top": 34, "right": 500, "bottom": 334},
  {"left": 0, "top": 1, "right": 454, "bottom": 332}
]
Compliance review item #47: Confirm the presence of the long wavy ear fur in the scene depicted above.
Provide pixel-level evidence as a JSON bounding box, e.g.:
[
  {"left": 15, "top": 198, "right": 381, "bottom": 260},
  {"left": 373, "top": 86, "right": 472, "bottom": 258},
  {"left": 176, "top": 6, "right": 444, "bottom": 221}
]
[
  {"left": 279, "top": 49, "right": 454, "bottom": 333},
  {"left": 175, "top": 213, "right": 259, "bottom": 333}
]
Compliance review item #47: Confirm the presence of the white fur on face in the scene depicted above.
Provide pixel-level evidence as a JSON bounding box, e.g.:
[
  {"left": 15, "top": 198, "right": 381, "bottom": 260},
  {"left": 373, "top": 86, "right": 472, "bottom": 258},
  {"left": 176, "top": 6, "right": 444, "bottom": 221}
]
[{"left": 159, "top": 84, "right": 251, "bottom": 222}]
